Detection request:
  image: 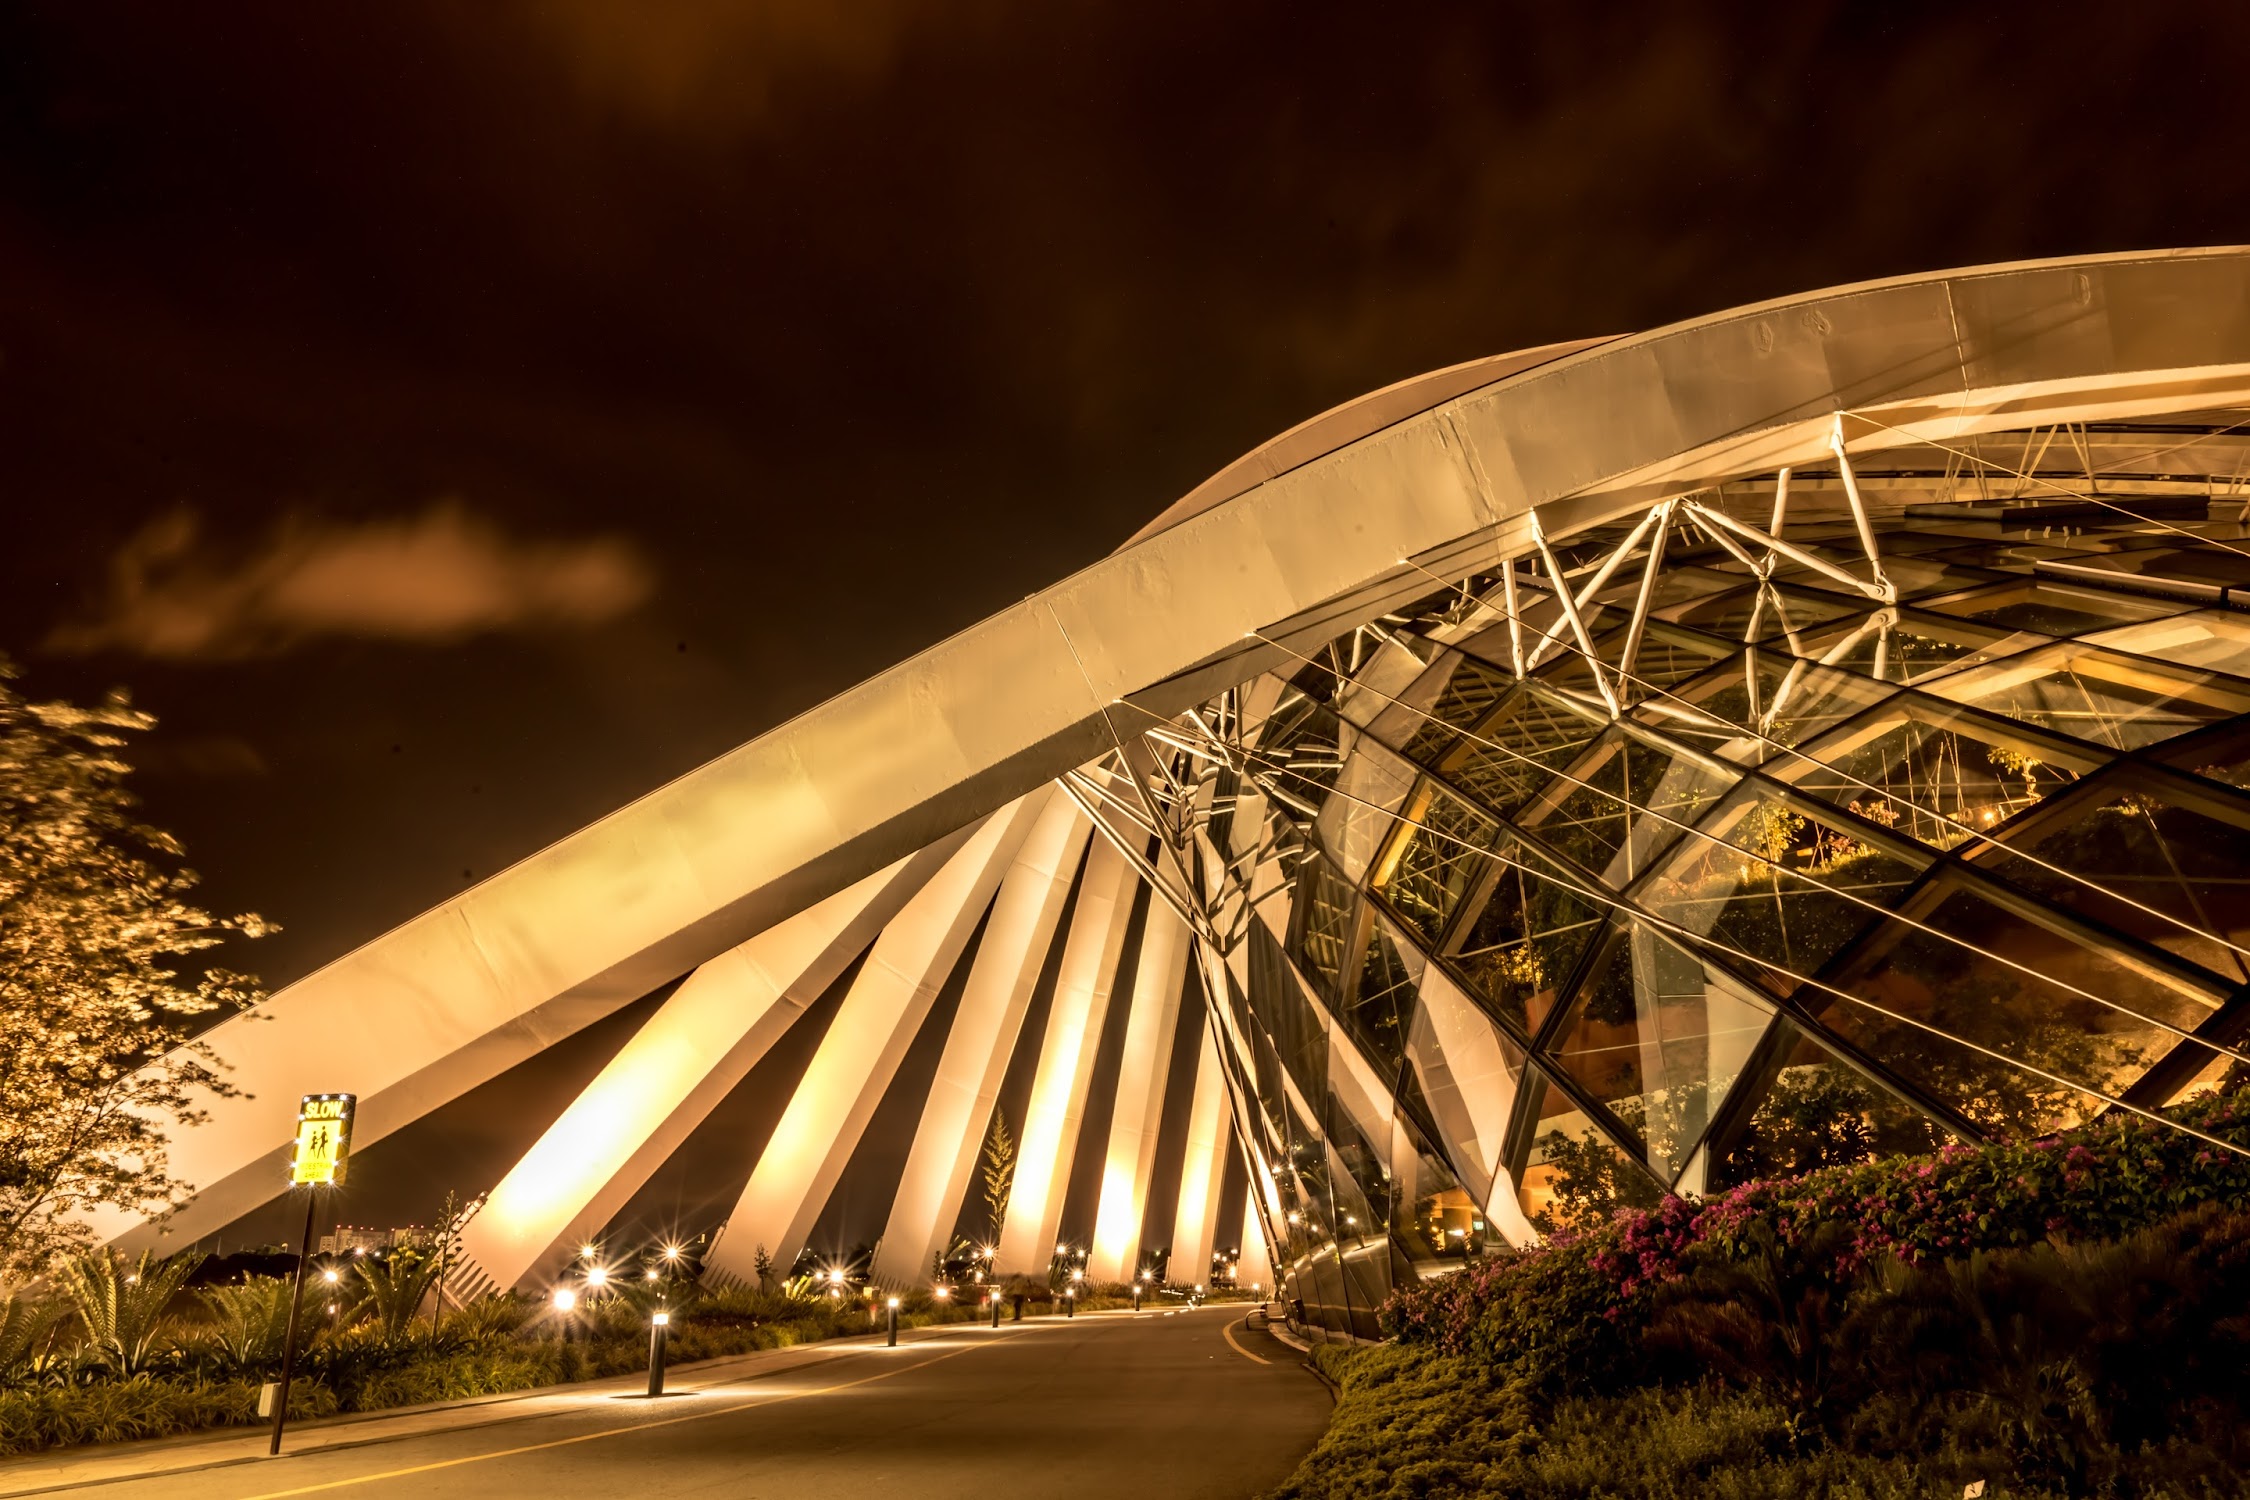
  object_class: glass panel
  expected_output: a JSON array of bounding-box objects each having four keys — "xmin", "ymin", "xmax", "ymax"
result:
[
  {"xmin": 1767, "ymin": 552, "xmax": 1997, "ymax": 600},
  {"xmin": 1392, "ymin": 1114, "xmax": 1485, "ymax": 1273},
  {"xmin": 1543, "ymin": 925, "xmax": 1773, "ymax": 1181},
  {"xmin": 1447, "ymin": 841, "xmax": 1607, "ymax": 1036},
  {"xmin": 1712, "ymin": 1024, "xmax": 1952, "ymax": 1190},
  {"xmin": 1370, "ymin": 780, "xmax": 1498, "ymax": 948},
  {"xmin": 1661, "ymin": 584, "xmax": 1862, "ymax": 642},
  {"xmin": 1518, "ymin": 730, "xmax": 1736, "ymax": 885},
  {"xmin": 1289, "ymin": 856, "xmax": 1361, "ymax": 1008},
  {"xmin": 1316, "ymin": 730, "xmax": 1415, "ymax": 881},
  {"xmin": 1939, "ymin": 644, "xmax": 2250, "ymax": 750},
  {"xmin": 1515, "ymin": 1072, "xmax": 1667, "ymax": 1235},
  {"xmin": 1779, "ymin": 703, "xmax": 2093, "ymax": 849},
  {"xmin": 1789, "ymin": 610, "xmax": 2025, "ymax": 684},
  {"xmin": 1635, "ymin": 788, "xmax": 1921, "ymax": 986},
  {"xmin": 1640, "ymin": 655, "xmax": 1892, "ymax": 765},
  {"xmin": 1435, "ymin": 685, "xmax": 1606, "ymax": 819},
  {"xmin": 1405, "ymin": 965, "xmax": 1525, "ymax": 1198},
  {"xmin": 1984, "ymin": 778, "xmax": 2250, "ymax": 984},
  {"xmin": 2161, "ymin": 722, "xmax": 2250, "ymax": 794},
  {"xmin": 1389, "ymin": 653, "xmax": 1517, "ymax": 766},
  {"xmin": 1922, "ymin": 579, "xmax": 2187, "ymax": 636},
  {"xmin": 1250, "ymin": 921, "xmax": 1332, "ymax": 1105},
  {"xmin": 1347, "ymin": 919, "xmax": 1420, "ymax": 1080},
  {"xmin": 1809, "ymin": 880, "xmax": 2220, "ymax": 1137},
  {"xmin": 2085, "ymin": 609, "xmax": 2250, "ymax": 679}
]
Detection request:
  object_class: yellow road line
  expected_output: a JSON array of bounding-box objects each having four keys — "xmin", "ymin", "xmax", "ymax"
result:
[
  {"xmin": 1221, "ymin": 1317, "xmax": 1270, "ymax": 1365},
  {"xmin": 237, "ymin": 1341, "xmax": 984, "ymax": 1499}
]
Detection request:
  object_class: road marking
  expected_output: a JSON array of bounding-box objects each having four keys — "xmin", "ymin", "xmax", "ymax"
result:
[
  {"xmin": 235, "ymin": 1340, "xmax": 986, "ymax": 1499},
  {"xmin": 1221, "ymin": 1318, "xmax": 1270, "ymax": 1365}
]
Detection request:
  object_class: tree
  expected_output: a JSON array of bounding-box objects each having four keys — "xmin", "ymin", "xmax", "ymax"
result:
[
  {"xmin": 0, "ymin": 660, "xmax": 268, "ymax": 1280},
  {"xmin": 980, "ymin": 1108, "xmax": 1016, "ymax": 1252}
]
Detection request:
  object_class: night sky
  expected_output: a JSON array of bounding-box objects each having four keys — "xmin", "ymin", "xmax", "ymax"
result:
[{"xmin": 3, "ymin": 1, "xmax": 2248, "ymax": 991}]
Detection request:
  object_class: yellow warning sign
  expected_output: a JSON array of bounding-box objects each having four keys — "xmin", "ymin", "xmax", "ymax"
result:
[{"xmin": 290, "ymin": 1094, "xmax": 356, "ymax": 1186}]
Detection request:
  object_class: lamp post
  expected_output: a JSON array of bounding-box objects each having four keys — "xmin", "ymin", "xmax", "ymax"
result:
[
  {"xmin": 886, "ymin": 1296, "xmax": 900, "ymax": 1347},
  {"xmin": 989, "ymin": 1290, "xmax": 1001, "ymax": 1328},
  {"xmin": 1065, "ymin": 1287, "xmax": 1076, "ymax": 1319},
  {"xmin": 646, "ymin": 1310, "xmax": 670, "ymax": 1396}
]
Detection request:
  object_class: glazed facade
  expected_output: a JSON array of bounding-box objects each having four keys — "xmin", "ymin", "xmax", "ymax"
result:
[{"xmin": 1174, "ymin": 435, "xmax": 2250, "ymax": 1337}]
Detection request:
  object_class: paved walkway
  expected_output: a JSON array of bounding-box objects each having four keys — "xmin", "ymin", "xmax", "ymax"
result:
[{"xmin": 4, "ymin": 1306, "xmax": 1329, "ymax": 1499}]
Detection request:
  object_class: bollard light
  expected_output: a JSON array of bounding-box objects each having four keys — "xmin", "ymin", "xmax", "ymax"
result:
[
  {"xmin": 552, "ymin": 1287, "xmax": 578, "ymax": 1312},
  {"xmin": 886, "ymin": 1296, "xmax": 900, "ymax": 1347},
  {"xmin": 645, "ymin": 1268, "xmax": 660, "ymax": 1281},
  {"xmin": 646, "ymin": 1309, "xmax": 670, "ymax": 1396},
  {"xmin": 934, "ymin": 1285, "xmax": 950, "ymax": 1301}
]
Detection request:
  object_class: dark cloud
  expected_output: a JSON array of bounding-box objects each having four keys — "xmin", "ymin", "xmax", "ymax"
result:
[
  {"xmin": 47, "ymin": 504, "xmax": 654, "ymax": 660},
  {"xmin": 0, "ymin": 0, "xmax": 2243, "ymax": 988}
]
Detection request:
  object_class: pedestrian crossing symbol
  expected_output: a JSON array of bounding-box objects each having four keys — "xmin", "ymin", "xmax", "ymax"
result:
[{"xmin": 290, "ymin": 1094, "xmax": 356, "ymax": 1186}]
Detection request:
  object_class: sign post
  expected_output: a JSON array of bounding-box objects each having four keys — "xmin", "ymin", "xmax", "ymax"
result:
[{"xmin": 269, "ymin": 1093, "xmax": 355, "ymax": 1457}]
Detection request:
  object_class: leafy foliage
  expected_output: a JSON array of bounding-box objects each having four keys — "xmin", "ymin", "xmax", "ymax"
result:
[
  {"xmin": 53, "ymin": 1249, "xmax": 197, "ymax": 1375},
  {"xmin": 980, "ymin": 1106, "xmax": 1016, "ymax": 1248},
  {"xmin": 0, "ymin": 662, "xmax": 270, "ymax": 1277},
  {"xmin": 195, "ymin": 1276, "xmax": 292, "ymax": 1369}
]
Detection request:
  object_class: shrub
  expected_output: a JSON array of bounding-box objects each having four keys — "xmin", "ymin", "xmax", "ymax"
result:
[
  {"xmin": 195, "ymin": 1277, "xmax": 292, "ymax": 1372},
  {"xmin": 52, "ymin": 1249, "xmax": 200, "ymax": 1375}
]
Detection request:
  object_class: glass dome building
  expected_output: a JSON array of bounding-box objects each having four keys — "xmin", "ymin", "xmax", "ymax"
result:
[{"xmin": 88, "ymin": 249, "xmax": 2250, "ymax": 1342}]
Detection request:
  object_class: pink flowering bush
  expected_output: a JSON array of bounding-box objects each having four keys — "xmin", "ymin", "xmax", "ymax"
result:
[{"xmin": 1380, "ymin": 1082, "xmax": 2250, "ymax": 1395}]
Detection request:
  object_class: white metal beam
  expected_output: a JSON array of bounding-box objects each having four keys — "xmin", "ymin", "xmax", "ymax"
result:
[
  {"xmin": 868, "ymin": 792, "xmax": 1093, "ymax": 1285},
  {"xmin": 994, "ymin": 836, "xmax": 1142, "ymax": 1273},
  {"xmin": 703, "ymin": 798, "xmax": 1043, "ymax": 1284},
  {"xmin": 458, "ymin": 838, "xmax": 960, "ymax": 1293},
  {"xmin": 1086, "ymin": 905, "xmax": 1191, "ymax": 1283}
]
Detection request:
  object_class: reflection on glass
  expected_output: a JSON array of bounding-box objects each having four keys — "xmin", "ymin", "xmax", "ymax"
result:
[
  {"xmin": 1434, "ymin": 686, "xmax": 1606, "ymax": 817},
  {"xmin": 1940, "ymin": 644, "xmax": 2250, "ymax": 750},
  {"xmin": 1316, "ymin": 730, "xmax": 1416, "ymax": 881},
  {"xmin": 1520, "ymin": 730, "xmax": 1735, "ymax": 886},
  {"xmin": 1386, "ymin": 652, "xmax": 1517, "ymax": 766},
  {"xmin": 1515, "ymin": 1072, "xmax": 1664, "ymax": 1235},
  {"xmin": 1371, "ymin": 780, "xmax": 1497, "ymax": 947},
  {"xmin": 2086, "ymin": 608, "xmax": 2250, "ymax": 680},
  {"xmin": 1781, "ymin": 706, "xmax": 2089, "ymax": 848},
  {"xmin": 1287, "ymin": 858, "xmax": 1359, "ymax": 1010},
  {"xmin": 1713, "ymin": 1024, "xmax": 1951, "ymax": 1189},
  {"xmin": 1642, "ymin": 655, "xmax": 1891, "ymax": 764},
  {"xmin": 1636, "ymin": 789, "xmax": 1922, "ymax": 985},
  {"xmin": 1446, "ymin": 842, "xmax": 1606, "ymax": 1035},
  {"xmin": 1812, "ymin": 881, "xmax": 2218, "ymax": 1136},
  {"xmin": 1405, "ymin": 966, "xmax": 1525, "ymax": 1199},
  {"xmin": 1986, "ymin": 779, "xmax": 2250, "ymax": 983},
  {"xmin": 1925, "ymin": 580, "xmax": 2186, "ymax": 637},
  {"xmin": 1545, "ymin": 926, "xmax": 1772, "ymax": 1180}
]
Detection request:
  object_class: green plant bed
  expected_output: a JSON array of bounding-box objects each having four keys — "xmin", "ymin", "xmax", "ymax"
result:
[
  {"xmin": 1263, "ymin": 1084, "xmax": 2250, "ymax": 1497},
  {"xmin": 0, "ymin": 1288, "xmax": 989, "ymax": 1460},
  {"xmin": 0, "ymin": 1376, "xmax": 335, "ymax": 1457}
]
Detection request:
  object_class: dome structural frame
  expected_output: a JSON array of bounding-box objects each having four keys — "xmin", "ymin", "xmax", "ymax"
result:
[{"xmin": 77, "ymin": 248, "xmax": 2250, "ymax": 1327}]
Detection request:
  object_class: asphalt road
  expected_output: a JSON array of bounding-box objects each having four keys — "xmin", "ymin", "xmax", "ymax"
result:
[{"xmin": 62, "ymin": 1307, "xmax": 1329, "ymax": 1500}]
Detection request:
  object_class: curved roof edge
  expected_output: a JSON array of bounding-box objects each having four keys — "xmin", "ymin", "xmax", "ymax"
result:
[{"xmin": 1123, "ymin": 337, "xmax": 1616, "ymax": 547}]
